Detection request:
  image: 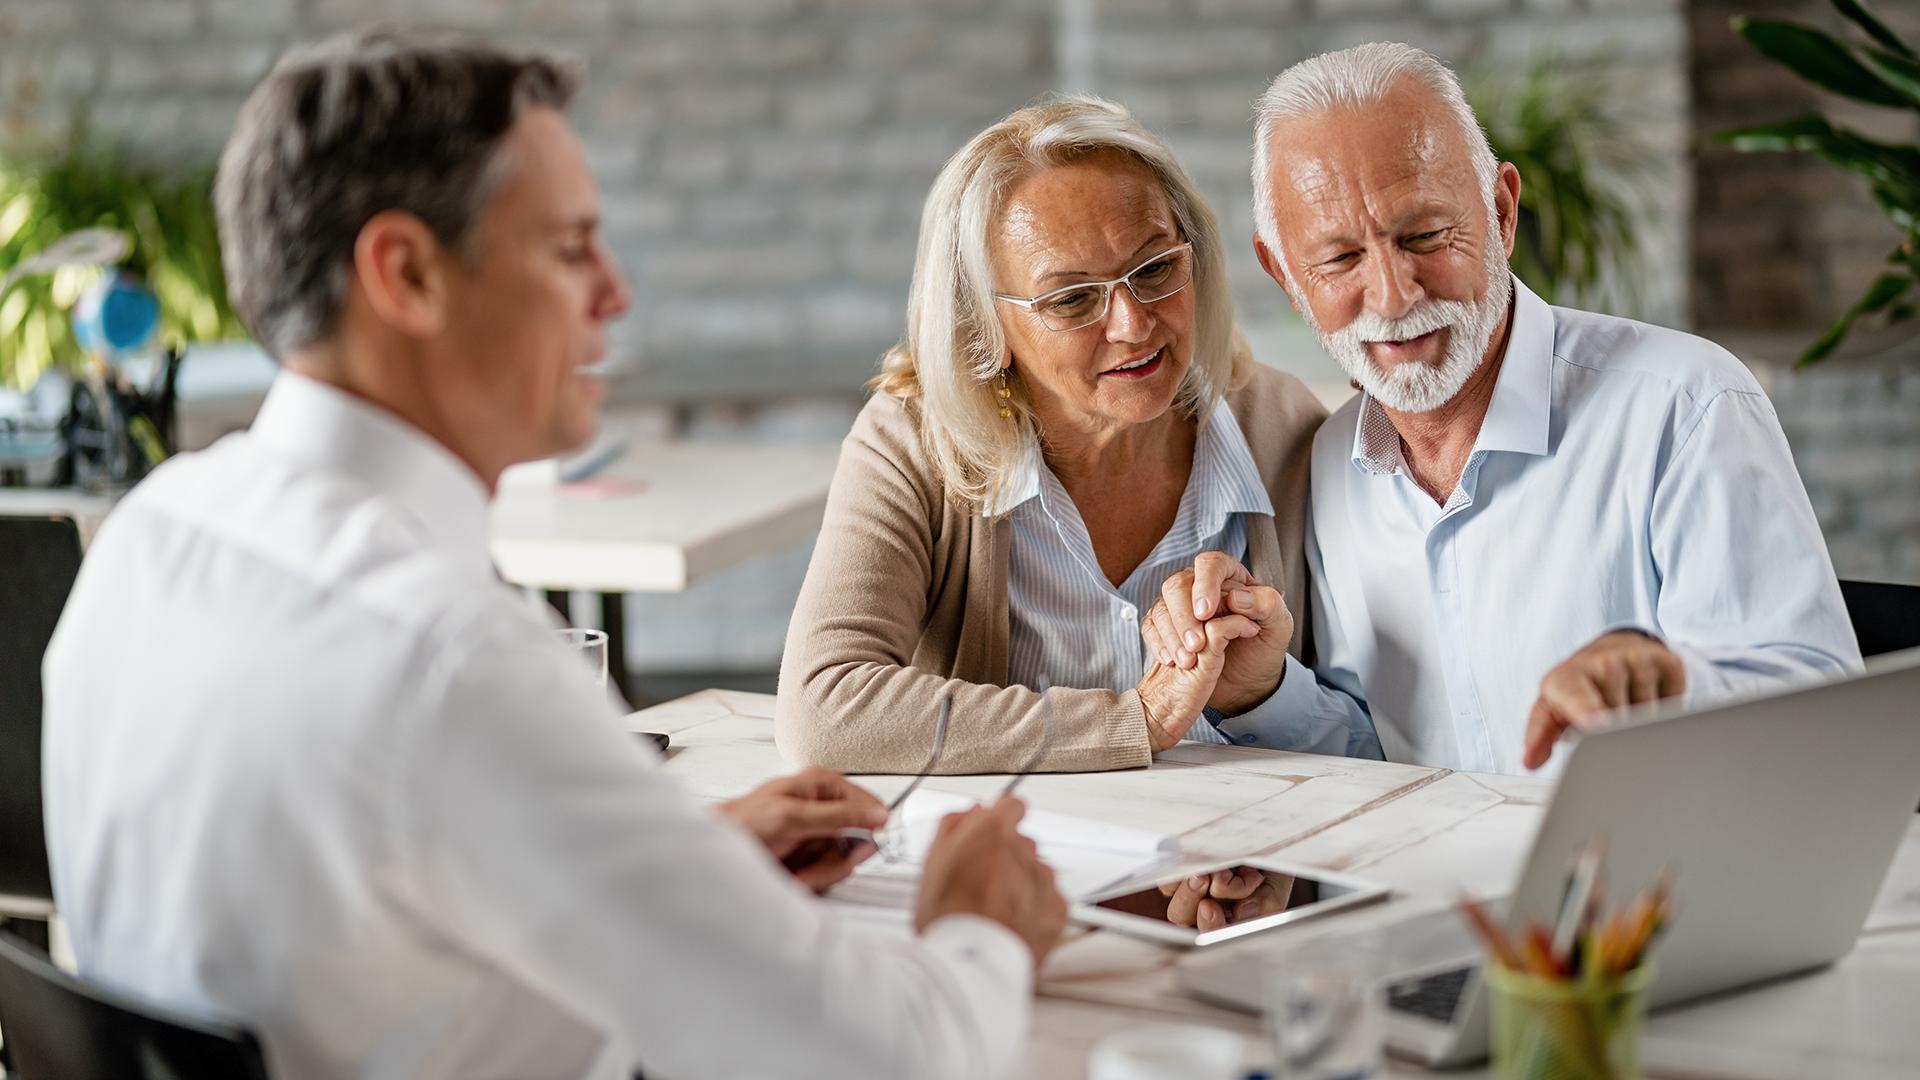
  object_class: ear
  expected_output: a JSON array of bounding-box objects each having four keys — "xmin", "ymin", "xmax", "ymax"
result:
[
  {"xmin": 1252, "ymin": 232, "xmax": 1301, "ymax": 316},
  {"xmin": 351, "ymin": 210, "xmax": 452, "ymax": 340},
  {"xmin": 1492, "ymin": 161, "xmax": 1522, "ymax": 259}
]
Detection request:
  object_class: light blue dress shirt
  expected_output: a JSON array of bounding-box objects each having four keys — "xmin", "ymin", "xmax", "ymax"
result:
[
  {"xmin": 1261, "ymin": 277, "xmax": 1863, "ymax": 776},
  {"xmin": 994, "ymin": 398, "xmax": 1378, "ymax": 757}
]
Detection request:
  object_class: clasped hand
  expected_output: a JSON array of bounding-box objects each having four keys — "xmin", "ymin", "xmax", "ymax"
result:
[{"xmin": 1134, "ymin": 552, "xmax": 1295, "ymax": 752}]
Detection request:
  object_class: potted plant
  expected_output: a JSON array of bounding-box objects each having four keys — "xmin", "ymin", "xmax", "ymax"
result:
[
  {"xmin": 1722, "ymin": 0, "xmax": 1920, "ymax": 366},
  {"xmin": 1470, "ymin": 56, "xmax": 1656, "ymax": 317},
  {"xmin": 0, "ymin": 119, "xmax": 244, "ymax": 392}
]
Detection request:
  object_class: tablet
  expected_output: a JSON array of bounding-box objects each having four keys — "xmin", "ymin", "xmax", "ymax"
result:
[{"xmin": 1073, "ymin": 859, "xmax": 1390, "ymax": 947}]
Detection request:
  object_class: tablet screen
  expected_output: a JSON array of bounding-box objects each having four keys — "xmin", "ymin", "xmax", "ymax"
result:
[{"xmin": 1092, "ymin": 866, "xmax": 1361, "ymax": 933}]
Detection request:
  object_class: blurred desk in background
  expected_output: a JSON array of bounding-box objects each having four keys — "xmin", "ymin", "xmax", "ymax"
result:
[{"xmin": 491, "ymin": 439, "xmax": 840, "ymax": 699}]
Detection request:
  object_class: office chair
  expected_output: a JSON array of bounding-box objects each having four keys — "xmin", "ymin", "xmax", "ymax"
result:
[
  {"xmin": 0, "ymin": 516, "xmax": 84, "ymax": 926},
  {"xmin": 0, "ymin": 928, "xmax": 270, "ymax": 1079},
  {"xmin": 1839, "ymin": 579, "xmax": 1920, "ymax": 659}
]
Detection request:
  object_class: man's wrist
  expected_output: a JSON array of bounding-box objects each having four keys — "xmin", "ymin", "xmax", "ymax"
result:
[{"xmin": 1212, "ymin": 670, "xmax": 1285, "ymax": 720}]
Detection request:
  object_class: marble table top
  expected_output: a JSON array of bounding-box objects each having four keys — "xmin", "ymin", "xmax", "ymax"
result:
[{"xmin": 631, "ymin": 689, "xmax": 1920, "ymax": 1079}]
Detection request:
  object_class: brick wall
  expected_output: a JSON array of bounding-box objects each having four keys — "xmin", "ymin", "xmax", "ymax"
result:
[
  {"xmin": 1731, "ymin": 338, "xmax": 1920, "ymax": 586},
  {"xmin": 1689, "ymin": 0, "xmax": 1920, "ymax": 586},
  {"xmin": 21, "ymin": 1, "xmax": 1904, "ymax": 678},
  {"xmin": 0, "ymin": 0, "xmax": 1705, "ymax": 672},
  {"xmin": 2, "ymin": 0, "xmax": 1689, "ymax": 403}
]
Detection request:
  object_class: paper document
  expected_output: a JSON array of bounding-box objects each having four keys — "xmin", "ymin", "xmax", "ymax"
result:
[{"xmin": 827, "ymin": 790, "xmax": 1179, "ymax": 925}]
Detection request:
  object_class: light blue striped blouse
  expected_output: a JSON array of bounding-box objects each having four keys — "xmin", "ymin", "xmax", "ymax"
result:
[{"xmin": 991, "ymin": 399, "xmax": 1365, "ymax": 754}]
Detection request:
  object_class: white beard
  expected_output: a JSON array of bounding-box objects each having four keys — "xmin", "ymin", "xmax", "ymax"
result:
[{"xmin": 1301, "ymin": 243, "xmax": 1514, "ymax": 414}]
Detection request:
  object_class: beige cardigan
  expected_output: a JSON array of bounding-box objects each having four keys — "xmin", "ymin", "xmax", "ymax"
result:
[{"xmin": 775, "ymin": 363, "xmax": 1329, "ymax": 774}]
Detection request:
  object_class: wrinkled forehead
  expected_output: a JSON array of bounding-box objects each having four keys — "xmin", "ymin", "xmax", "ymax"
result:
[
  {"xmin": 990, "ymin": 154, "xmax": 1179, "ymax": 290},
  {"xmin": 1262, "ymin": 86, "xmax": 1483, "ymax": 236}
]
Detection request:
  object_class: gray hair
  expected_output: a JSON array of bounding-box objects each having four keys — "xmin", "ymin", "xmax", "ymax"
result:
[
  {"xmin": 873, "ymin": 95, "xmax": 1247, "ymax": 509},
  {"xmin": 1251, "ymin": 42, "xmax": 1497, "ymax": 257},
  {"xmin": 214, "ymin": 27, "xmax": 579, "ymax": 358}
]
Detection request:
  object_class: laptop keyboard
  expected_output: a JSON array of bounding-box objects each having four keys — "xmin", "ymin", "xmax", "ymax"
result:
[{"xmin": 1387, "ymin": 965, "xmax": 1474, "ymax": 1024}]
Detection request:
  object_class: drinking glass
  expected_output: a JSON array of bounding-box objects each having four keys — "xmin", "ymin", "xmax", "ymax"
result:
[
  {"xmin": 1264, "ymin": 930, "xmax": 1386, "ymax": 1080},
  {"xmin": 556, "ymin": 628, "xmax": 609, "ymax": 690}
]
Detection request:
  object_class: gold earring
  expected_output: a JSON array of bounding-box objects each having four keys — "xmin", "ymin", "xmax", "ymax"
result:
[{"xmin": 996, "ymin": 367, "xmax": 1013, "ymax": 419}]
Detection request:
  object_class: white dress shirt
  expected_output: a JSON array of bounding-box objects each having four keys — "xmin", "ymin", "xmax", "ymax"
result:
[
  {"xmin": 42, "ymin": 373, "xmax": 1030, "ymax": 1080},
  {"xmin": 996, "ymin": 399, "xmax": 1378, "ymax": 757},
  {"xmin": 1259, "ymin": 277, "xmax": 1861, "ymax": 775}
]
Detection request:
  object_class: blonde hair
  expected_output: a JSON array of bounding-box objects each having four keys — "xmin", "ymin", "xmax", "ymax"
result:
[{"xmin": 872, "ymin": 95, "xmax": 1248, "ymax": 509}]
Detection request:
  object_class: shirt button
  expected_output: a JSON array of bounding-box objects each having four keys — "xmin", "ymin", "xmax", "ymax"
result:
[
  {"xmin": 1240, "ymin": 734, "xmax": 1257, "ymax": 745},
  {"xmin": 1120, "ymin": 606, "xmax": 1136, "ymax": 622}
]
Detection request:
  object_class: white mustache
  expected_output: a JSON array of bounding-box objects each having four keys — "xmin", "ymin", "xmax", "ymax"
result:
[{"xmin": 1329, "ymin": 299, "xmax": 1473, "ymax": 350}]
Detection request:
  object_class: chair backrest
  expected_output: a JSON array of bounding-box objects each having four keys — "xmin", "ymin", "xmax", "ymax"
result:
[
  {"xmin": 1840, "ymin": 579, "xmax": 1920, "ymax": 659},
  {"xmin": 0, "ymin": 929, "xmax": 269, "ymax": 1080},
  {"xmin": 0, "ymin": 516, "xmax": 83, "ymax": 901}
]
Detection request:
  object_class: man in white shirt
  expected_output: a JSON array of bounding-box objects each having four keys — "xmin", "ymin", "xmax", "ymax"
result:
[
  {"xmin": 1146, "ymin": 42, "xmax": 1861, "ymax": 776},
  {"xmin": 41, "ymin": 28, "xmax": 1065, "ymax": 1080}
]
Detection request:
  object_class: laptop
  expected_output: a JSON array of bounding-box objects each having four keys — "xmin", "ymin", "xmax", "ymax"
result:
[{"xmin": 1177, "ymin": 647, "xmax": 1920, "ymax": 1067}]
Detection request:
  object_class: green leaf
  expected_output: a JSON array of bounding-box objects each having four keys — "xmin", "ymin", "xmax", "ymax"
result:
[
  {"xmin": 1718, "ymin": 115, "xmax": 1836, "ymax": 151},
  {"xmin": 1733, "ymin": 17, "xmax": 1913, "ymax": 108},
  {"xmin": 1863, "ymin": 47, "xmax": 1920, "ymax": 107},
  {"xmin": 1831, "ymin": 0, "xmax": 1914, "ymax": 59},
  {"xmin": 1720, "ymin": 114, "xmax": 1920, "ymax": 212},
  {"xmin": 1797, "ymin": 270, "xmax": 1914, "ymax": 366},
  {"xmin": 0, "ymin": 192, "xmax": 32, "ymax": 248}
]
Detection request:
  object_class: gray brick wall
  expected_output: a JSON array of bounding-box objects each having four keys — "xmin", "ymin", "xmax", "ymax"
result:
[
  {"xmin": 3, "ymin": 0, "xmax": 1688, "ymax": 406},
  {"xmin": 1690, "ymin": 1, "xmax": 1920, "ymax": 588},
  {"xmin": 16, "ymin": 1, "xmax": 1906, "ymax": 678},
  {"xmin": 1736, "ymin": 340, "xmax": 1920, "ymax": 587}
]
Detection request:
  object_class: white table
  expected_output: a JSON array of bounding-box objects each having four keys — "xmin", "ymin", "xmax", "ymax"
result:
[
  {"xmin": 630, "ymin": 689, "xmax": 1920, "ymax": 1079},
  {"xmin": 489, "ymin": 435, "xmax": 839, "ymax": 698},
  {"xmin": 488, "ymin": 438, "xmax": 841, "ymax": 593}
]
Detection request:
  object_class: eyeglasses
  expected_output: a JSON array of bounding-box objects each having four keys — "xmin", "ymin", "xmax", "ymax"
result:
[
  {"xmin": 836, "ymin": 694, "xmax": 952, "ymax": 861},
  {"xmin": 999, "ymin": 688, "xmax": 1053, "ymax": 799},
  {"xmin": 835, "ymin": 687, "xmax": 1056, "ymax": 863},
  {"xmin": 993, "ymin": 243, "xmax": 1195, "ymax": 332}
]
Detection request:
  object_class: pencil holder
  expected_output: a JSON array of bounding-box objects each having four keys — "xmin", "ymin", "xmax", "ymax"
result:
[{"xmin": 1486, "ymin": 963, "xmax": 1654, "ymax": 1080}]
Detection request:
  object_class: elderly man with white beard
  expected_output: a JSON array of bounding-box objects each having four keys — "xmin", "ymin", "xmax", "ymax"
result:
[{"xmin": 1143, "ymin": 42, "xmax": 1861, "ymax": 776}]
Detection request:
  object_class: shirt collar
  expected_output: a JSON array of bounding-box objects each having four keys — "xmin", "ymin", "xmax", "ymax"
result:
[
  {"xmin": 248, "ymin": 372, "xmax": 494, "ymax": 576},
  {"xmin": 1350, "ymin": 274, "xmax": 1555, "ymax": 475},
  {"xmin": 983, "ymin": 434, "xmax": 1043, "ymax": 519},
  {"xmin": 1195, "ymin": 396, "xmax": 1275, "ymax": 521},
  {"xmin": 982, "ymin": 397, "xmax": 1273, "ymax": 523}
]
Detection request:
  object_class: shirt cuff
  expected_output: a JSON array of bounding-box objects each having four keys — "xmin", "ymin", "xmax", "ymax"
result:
[
  {"xmin": 921, "ymin": 913, "xmax": 1033, "ymax": 996},
  {"xmin": 1211, "ymin": 655, "xmax": 1329, "ymax": 750},
  {"xmin": 916, "ymin": 913, "xmax": 1033, "ymax": 1079}
]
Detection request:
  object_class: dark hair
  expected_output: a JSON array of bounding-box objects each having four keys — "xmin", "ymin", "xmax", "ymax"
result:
[{"xmin": 213, "ymin": 27, "xmax": 579, "ymax": 357}]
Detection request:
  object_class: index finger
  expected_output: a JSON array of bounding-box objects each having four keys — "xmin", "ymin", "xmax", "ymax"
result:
[
  {"xmin": 1166, "ymin": 877, "xmax": 1207, "ymax": 927},
  {"xmin": 1190, "ymin": 552, "xmax": 1255, "ymax": 621},
  {"xmin": 1210, "ymin": 867, "xmax": 1263, "ymax": 901},
  {"xmin": 789, "ymin": 797, "xmax": 889, "ymax": 836},
  {"xmin": 1160, "ymin": 570, "xmax": 1207, "ymax": 655},
  {"xmin": 795, "ymin": 768, "xmax": 886, "ymax": 809},
  {"xmin": 988, "ymin": 794, "xmax": 1029, "ymax": 830},
  {"xmin": 1523, "ymin": 698, "xmax": 1569, "ymax": 771}
]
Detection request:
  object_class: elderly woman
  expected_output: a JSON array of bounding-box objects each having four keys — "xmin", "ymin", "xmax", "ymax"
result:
[{"xmin": 776, "ymin": 97, "xmax": 1379, "ymax": 773}]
